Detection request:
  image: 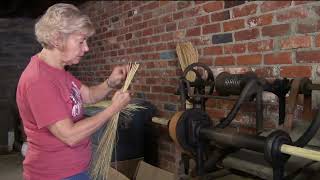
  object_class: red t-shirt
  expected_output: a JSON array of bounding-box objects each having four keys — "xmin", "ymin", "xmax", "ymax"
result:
[{"xmin": 16, "ymin": 55, "xmax": 91, "ymax": 180}]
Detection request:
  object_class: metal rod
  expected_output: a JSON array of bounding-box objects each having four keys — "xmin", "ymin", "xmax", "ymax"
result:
[
  {"xmin": 308, "ymin": 83, "xmax": 320, "ymax": 91},
  {"xmin": 189, "ymin": 94, "xmax": 251, "ymax": 101},
  {"xmin": 281, "ymin": 144, "xmax": 320, "ymax": 161},
  {"xmin": 199, "ymin": 128, "xmax": 266, "ymax": 153}
]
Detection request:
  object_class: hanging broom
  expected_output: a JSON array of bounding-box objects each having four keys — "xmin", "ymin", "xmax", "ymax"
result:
[
  {"xmin": 176, "ymin": 42, "xmax": 199, "ymax": 109},
  {"xmin": 91, "ymin": 62, "xmax": 140, "ymax": 180}
]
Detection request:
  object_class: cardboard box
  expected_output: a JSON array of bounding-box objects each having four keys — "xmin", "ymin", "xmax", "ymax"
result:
[
  {"xmin": 109, "ymin": 158, "xmax": 175, "ymax": 180},
  {"xmin": 135, "ymin": 161, "xmax": 175, "ymax": 180},
  {"xmin": 111, "ymin": 158, "xmax": 143, "ymax": 179}
]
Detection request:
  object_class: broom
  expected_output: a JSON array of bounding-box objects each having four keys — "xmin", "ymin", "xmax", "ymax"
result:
[
  {"xmin": 176, "ymin": 42, "xmax": 199, "ymax": 108},
  {"xmin": 91, "ymin": 62, "xmax": 140, "ymax": 180}
]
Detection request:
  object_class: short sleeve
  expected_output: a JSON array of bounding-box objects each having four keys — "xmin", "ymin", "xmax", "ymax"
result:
[
  {"xmin": 26, "ymin": 81, "xmax": 70, "ymax": 129},
  {"xmin": 68, "ymin": 72, "xmax": 82, "ymax": 89}
]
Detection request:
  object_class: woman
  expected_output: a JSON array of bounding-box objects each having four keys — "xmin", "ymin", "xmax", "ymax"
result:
[{"xmin": 16, "ymin": 3, "xmax": 130, "ymax": 180}]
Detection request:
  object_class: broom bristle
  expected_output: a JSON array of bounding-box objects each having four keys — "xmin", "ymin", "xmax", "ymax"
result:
[
  {"xmin": 91, "ymin": 63, "xmax": 140, "ymax": 180},
  {"xmin": 176, "ymin": 42, "xmax": 199, "ymax": 81}
]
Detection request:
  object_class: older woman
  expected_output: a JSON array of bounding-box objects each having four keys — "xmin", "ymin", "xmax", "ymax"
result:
[{"xmin": 16, "ymin": 3, "xmax": 130, "ymax": 180}]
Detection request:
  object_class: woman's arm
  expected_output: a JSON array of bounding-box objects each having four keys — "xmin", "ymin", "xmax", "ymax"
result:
[
  {"xmin": 81, "ymin": 65, "xmax": 129, "ymax": 104},
  {"xmin": 80, "ymin": 80, "xmax": 113, "ymax": 104},
  {"xmin": 48, "ymin": 90, "xmax": 130, "ymax": 146}
]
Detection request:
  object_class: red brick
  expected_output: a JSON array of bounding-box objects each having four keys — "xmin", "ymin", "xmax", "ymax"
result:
[
  {"xmin": 280, "ymin": 35, "xmax": 311, "ymax": 49},
  {"xmin": 199, "ymin": 57, "xmax": 213, "ymax": 65},
  {"xmin": 163, "ymin": 86, "xmax": 176, "ymax": 94},
  {"xmin": 196, "ymin": 15, "xmax": 210, "ymax": 25},
  {"xmin": 140, "ymin": 1, "xmax": 159, "ymax": 12},
  {"xmin": 203, "ymin": 1, "xmax": 223, "ymax": 13},
  {"xmin": 202, "ymin": 23, "xmax": 221, "ymax": 34},
  {"xmin": 125, "ymin": 19, "xmax": 133, "ymax": 26},
  {"xmin": 173, "ymin": 12, "xmax": 184, "ymax": 20},
  {"xmin": 314, "ymin": 5, "xmax": 320, "ymax": 16},
  {"xmin": 142, "ymin": 28, "xmax": 153, "ymax": 36},
  {"xmin": 280, "ymin": 66, "xmax": 311, "ymax": 78},
  {"xmin": 261, "ymin": 1, "xmax": 292, "ymax": 13},
  {"xmin": 262, "ymin": 24, "xmax": 290, "ymax": 37},
  {"xmin": 254, "ymin": 67, "xmax": 277, "ymax": 78},
  {"xmin": 211, "ymin": 10, "xmax": 230, "ymax": 22},
  {"xmin": 207, "ymin": 108, "xmax": 225, "ymax": 119},
  {"xmin": 224, "ymin": 44, "xmax": 246, "ymax": 54},
  {"xmin": 224, "ymin": 1, "xmax": 246, "ymax": 8},
  {"xmin": 215, "ymin": 56, "xmax": 235, "ymax": 66},
  {"xmin": 276, "ymin": 7, "xmax": 309, "ymax": 22},
  {"xmin": 296, "ymin": 50, "xmax": 320, "ymax": 63},
  {"xmin": 234, "ymin": 28, "xmax": 259, "ymax": 41},
  {"xmin": 297, "ymin": 21, "xmax": 320, "ymax": 33},
  {"xmin": 177, "ymin": 1, "xmax": 191, "ymax": 10},
  {"xmin": 125, "ymin": 33, "xmax": 132, "ymax": 40},
  {"xmin": 152, "ymin": 85, "xmax": 163, "ymax": 93},
  {"xmin": 116, "ymin": 35, "xmax": 124, "ymax": 42},
  {"xmin": 316, "ymin": 34, "xmax": 320, "ymax": 47},
  {"xmin": 143, "ymin": 12, "xmax": 153, "ymax": 20},
  {"xmin": 295, "ymin": 1, "xmax": 316, "ymax": 5},
  {"xmin": 146, "ymin": 19, "xmax": 159, "ymax": 27},
  {"xmin": 185, "ymin": 7, "xmax": 201, "ymax": 18},
  {"xmin": 132, "ymin": 15, "xmax": 142, "ymax": 23},
  {"xmin": 248, "ymin": 40, "xmax": 273, "ymax": 52},
  {"xmin": 160, "ymin": 14, "xmax": 173, "ymax": 24},
  {"xmin": 123, "ymin": 2, "xmax": 132, "ymax": 11},
  {"xmin": 178, "ymin": 18, "xmax": 196, "ymax": 29},
  {"xmin": 203, "ymin": 46, "xmax": 223, "ymax": 55},
  {"xmin": 264, "ymin": 52, "xmax": 292, "ymax": 65},
  {"xmin": 165, "ymin": 22, "xmax": 177, "ymax": 32},
  {"xmin": 233, "ymin": 4, "xmax": 258, "ymax": 18},
  {"xmin": 223, "ymin": 19, "xmax": 245, "ymax": 32},
  {"xmin": 168, "ymin": 95, "xmax": 179, "ymax": 102},
  {"xmin": 247, "ymin": 14, "xmax": 273, "ymax": 27},
  {"xmin": 237, "ymin": 54, "xmax": 262, "ymax": 65},
  {"xmin": 160, "ymin": 32, "xmax": 174, "ymax": 41},
  {"xmin": 186, "ymin": 27, "xmax": 201, "ymax": 37},
  {"xmin": 159, "ymin": 1, "xmax": 170, "ymax": 6},
  {"xmin": 213, "ymin": 99, "xmax": 235, "ymax": 110}
]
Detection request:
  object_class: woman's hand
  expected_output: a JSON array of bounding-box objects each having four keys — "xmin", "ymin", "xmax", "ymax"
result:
[
  {"xmin": 107, "ymin": 65, "xmax": 130, "ymax": 89},
  {"xmin": 110, "ymin": 90, "xmax": 131, "ymax": 113}
]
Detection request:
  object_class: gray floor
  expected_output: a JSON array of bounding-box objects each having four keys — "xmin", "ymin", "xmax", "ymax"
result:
[
  {"xmin": 1, "ymin": 151, "xmax": 320, "ymax": 180},
  {"xmin": 0, "ymin": 152, "xmax": 23, "ymax": 180}
]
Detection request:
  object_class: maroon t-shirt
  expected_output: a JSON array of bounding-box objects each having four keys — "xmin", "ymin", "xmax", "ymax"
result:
[{"xmin": 16, "ymin": 55, "xmax": 91, "ymax": 180}]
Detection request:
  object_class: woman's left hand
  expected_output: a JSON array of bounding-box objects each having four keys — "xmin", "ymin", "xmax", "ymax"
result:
[{"xmin": 107, "ymin": 65, "xmax": 130, "ymax": 89}]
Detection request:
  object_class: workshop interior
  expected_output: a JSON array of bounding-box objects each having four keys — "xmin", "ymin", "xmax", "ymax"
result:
[{"xmin": 2, "ymin": 1, "xmax": 320, "ymax": 180}]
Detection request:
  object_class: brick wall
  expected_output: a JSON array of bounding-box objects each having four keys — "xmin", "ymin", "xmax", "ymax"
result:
[
  {"xmin": 73, "ymin": 1, "xmax": 320, "ymax": 174},
  {"xmin": 0, "ymin": 18, "xmax": 40, "ymax": 150}
]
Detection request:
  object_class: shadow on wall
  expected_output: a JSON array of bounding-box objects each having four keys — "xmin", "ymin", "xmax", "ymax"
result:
[{"xmin": 0, "ymin": 18, "xmax": 41, "ymax": 153}]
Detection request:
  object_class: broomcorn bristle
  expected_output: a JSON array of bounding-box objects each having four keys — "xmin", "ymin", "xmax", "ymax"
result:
[{"xmin": 91, "ymin": 63, "xmax": 140, "ymax": 180}]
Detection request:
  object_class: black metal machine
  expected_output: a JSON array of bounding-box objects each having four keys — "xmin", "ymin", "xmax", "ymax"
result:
[{"xmin": 168, "ymin": 63, "xmax": 320, "ymax": 180}]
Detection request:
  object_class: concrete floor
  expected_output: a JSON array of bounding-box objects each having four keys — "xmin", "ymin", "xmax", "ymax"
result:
[
  {"xmin": 1, "ymin": 151, "xmax": 319, "ymax": 180},
  {"xmin": 0, "ymin": 152, "xmax": 23, "ymax": 180}
]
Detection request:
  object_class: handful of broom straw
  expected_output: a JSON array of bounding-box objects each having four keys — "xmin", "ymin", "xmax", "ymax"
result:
[{"xmin": 91, "ymin": 62, "xmax": 140, "ymax": 180}]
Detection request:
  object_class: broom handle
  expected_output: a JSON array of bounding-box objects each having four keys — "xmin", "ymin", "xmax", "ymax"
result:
[{"xmin": 281, "ymin": 144, "xmax": 320, "ymax": 161}]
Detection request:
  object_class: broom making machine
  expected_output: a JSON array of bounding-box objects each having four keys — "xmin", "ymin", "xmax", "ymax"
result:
[{"xmin": 168, "ymin": 63, "xmax": 320, "ymax": 180}]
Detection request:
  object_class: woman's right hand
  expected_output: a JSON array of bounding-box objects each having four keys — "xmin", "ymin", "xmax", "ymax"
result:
[{"xmin": 110, "ymin": 90, "xmax": 131, "ymax": 113}]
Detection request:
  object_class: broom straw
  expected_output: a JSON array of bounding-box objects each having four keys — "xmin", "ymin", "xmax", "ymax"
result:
[{"xmin": 91, "ymin": 62, "xmax": 140, "ymax": 180}]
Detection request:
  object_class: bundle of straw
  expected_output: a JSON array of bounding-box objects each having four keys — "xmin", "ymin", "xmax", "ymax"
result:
[
  {"xmin": 176, "ymin": 42, "xmax": 199, "ymax": 81},
  {"xmin": 91, "ymin": 62, "xmax": 140, "ymax": 180}
]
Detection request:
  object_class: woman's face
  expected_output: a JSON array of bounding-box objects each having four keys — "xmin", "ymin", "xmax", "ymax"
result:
[{"xmin": 59, "ymin": 32, "xmax": 89, "ymax": 65}]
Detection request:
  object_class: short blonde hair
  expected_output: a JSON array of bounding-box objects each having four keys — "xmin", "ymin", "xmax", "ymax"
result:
[{"xmin": 35, "ymin": 3, "xmax": 95, "ymax": 49}]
